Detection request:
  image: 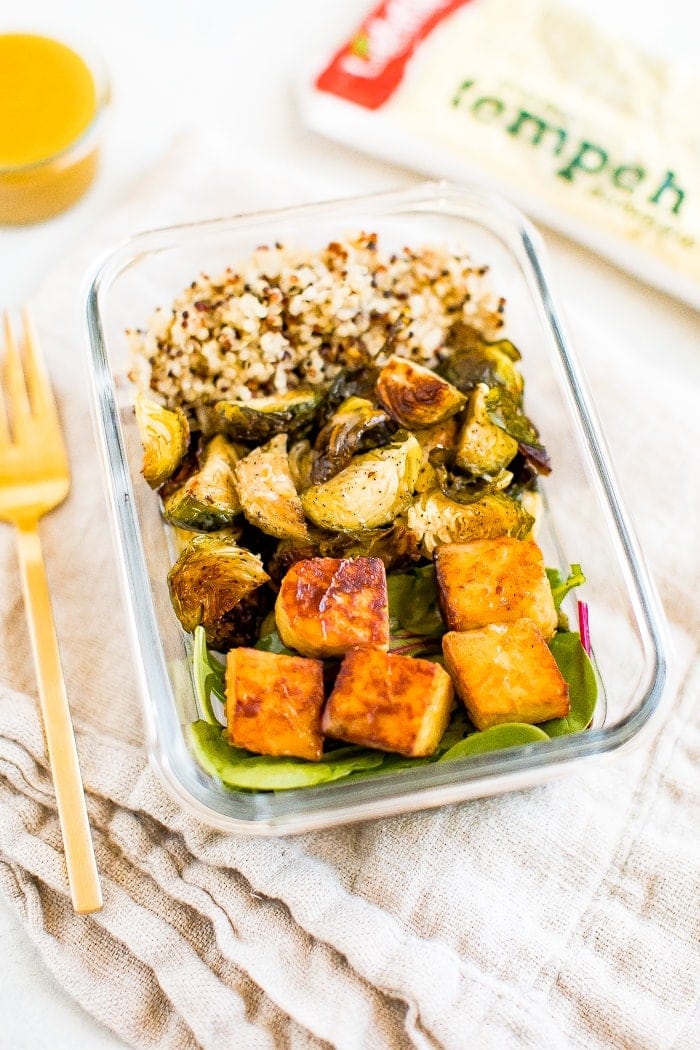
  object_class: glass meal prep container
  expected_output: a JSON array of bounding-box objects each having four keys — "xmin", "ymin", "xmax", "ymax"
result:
[{"xmin": 84, "ymin": 182, "xmax": 671, "ymax": 835}]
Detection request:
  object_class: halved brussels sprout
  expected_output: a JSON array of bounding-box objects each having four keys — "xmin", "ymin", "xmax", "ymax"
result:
[
  {"xmin": 168, "ymin": 532, "xmax": 271, "ymax": 648},
  {"xmin": 454, "ymin": 384, "xmax": 519, "ymax": 476},
  {"xmin": 405, "ymin": 489, "xmax": 534, "ymax": 556},
  {"xmin": 267, "ymin": 520, "xmax": 419, "ymax": 583},
  {"xmin": 235, "ymin": 434, "xmax": 309, "ymax": 540},
  {"xmin": 134, "ymin": 393, "xmax": 190, "ymax": 489},
  {"xmin": 302, "ymin": 432, "xmax": 421, "ymax": 532},
  {"xmin": 318, "ymin": 521, "xmax": 419, "ymax": 569},
  {"xmin": 163, "ymin": 434, "xmax": 242, "ymax": 531},
  {"xmin": 438, "ymin": 322, "xmax": 524, "ymax": 399},
  {"xmin": 376, "ymin": 356, "xmax": 466, "ymax": 428},
  {"xmin": 311, "ymin": 396, "xmax": 393, "ymax": 484},
  {"xmin": 215, "ymin": 386, "xmax": 324, "ymax": 442}
]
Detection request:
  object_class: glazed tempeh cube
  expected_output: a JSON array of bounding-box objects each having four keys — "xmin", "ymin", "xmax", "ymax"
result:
[
  {"xmin": 434, "ymin": 536, "xmax": 558, "ymax": 638},
  {"xmin": 276, "ymin": 556, "xmax": 390, "ymax": 658},
  {"xmin": 442, "ymin": 618, "xmax": 569, "ymax": 730},
  {"xmin": 322, "ymin": 647, "xmax": 454, "ymax": 757},
  {"xmin": 226, "ymin": 648, "xmax": 325, "ymax": 760}
]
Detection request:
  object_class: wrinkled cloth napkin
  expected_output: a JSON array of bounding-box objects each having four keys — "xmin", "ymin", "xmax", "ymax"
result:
[{"xmin": 1, "ymin": 141, "xmax": 698, "ymax": 1050}]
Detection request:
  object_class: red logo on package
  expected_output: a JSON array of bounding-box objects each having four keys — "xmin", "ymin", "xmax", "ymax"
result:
[{"xmin": 316, "ymin": 0, "xmax": 470, "ymax": 110}]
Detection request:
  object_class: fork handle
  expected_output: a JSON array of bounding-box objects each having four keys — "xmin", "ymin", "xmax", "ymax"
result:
[{"xmin": 15, "ymin": 523, "xmax": 103, "ymax": 914}]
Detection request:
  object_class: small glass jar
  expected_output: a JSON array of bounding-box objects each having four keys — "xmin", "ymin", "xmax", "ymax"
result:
[{"xmin": 0, "ymin": 32, "xmax": 110, "ymax": 224}]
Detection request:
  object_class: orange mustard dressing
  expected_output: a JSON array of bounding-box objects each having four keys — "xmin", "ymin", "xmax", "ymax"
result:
[{"xmin": 0, "ymin": 33, "xmax": 102, "ymax": 223}]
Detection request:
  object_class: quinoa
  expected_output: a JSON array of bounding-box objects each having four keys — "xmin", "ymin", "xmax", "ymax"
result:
[{"xmin": 127, "ymin": 232, "xmax": 505, "ymax": 412}]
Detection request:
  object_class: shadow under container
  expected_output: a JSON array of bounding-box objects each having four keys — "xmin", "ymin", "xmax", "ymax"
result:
[{"xmin": 84, "ymin": 182, "xmax": 672, "ymax": 835}]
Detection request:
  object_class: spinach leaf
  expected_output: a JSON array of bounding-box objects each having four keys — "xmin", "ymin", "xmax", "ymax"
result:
[
  {"xmin": 439, "ymin": 722, "xmax": 550, "ymax": 761},
  {"xmin": 187, "ymin": 721, "xmax": 383, "ymax": 790},
  {"xmin": 254, "ymin": 627, "xmax": 296, "ymax": 655},
  {"xmin": 540, "ymin": 631, "xmax": 598, "ymax": 737},
  {"xmin": 192, "ymin": 626, "xmax": 226, "ymax": 725},
  {"xmin": 546, "ymin": 564, "xmax": 586, "ymax": 609}
]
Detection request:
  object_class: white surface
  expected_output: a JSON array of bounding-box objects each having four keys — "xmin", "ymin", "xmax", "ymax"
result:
[{"xmin": 0, "ymin": 1, "xmax": 697, "ymax": 1047}]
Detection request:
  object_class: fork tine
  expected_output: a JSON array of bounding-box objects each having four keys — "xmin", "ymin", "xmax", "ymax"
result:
[
  {"xmin": 3, "ymin": 312, "xmax": 31, "ymax": 437},
  {"xmin": 20, "ymin": 309, "xmax": 58, "ymax": 419}
]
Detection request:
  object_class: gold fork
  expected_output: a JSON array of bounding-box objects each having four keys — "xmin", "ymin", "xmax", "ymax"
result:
[{"xmin": 0, "ymin": 310, "xmax": 102, "ymax": 914}]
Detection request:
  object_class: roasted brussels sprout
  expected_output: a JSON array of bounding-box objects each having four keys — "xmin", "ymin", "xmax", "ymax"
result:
[
  {"xmin": 215, "ymin": 386, "xmax": 324, "ymax": 442},
  {"xmin": 235, "ymin": 433, "xmax": 309, "ymax": 540},
  {"xmin": 437, "ymin": 322, "xmax": 524, "ymax": 399},
  {"xmin": 266, "ymin": 535, "xmax": 322, "ymax": 583},
  {"xmin": 376, "ymin": 356, "xmax": 466, "ymax": 428},
  {"xmin": 405, "ymin": 489, "xmax": 534, "ymax": 556},
  {"xmin": 311, "ymin": 396, "xmax": 393, "ymax": 484},
  {"xmin": 267, "ymin": 520, "xmax": 419, "ymax": 582},
  {"xmin": 413, "ymin": 418, "xmax": 459, "ymax": 494},
  {"xmin": 167, "ymin": 532, "xmax": 271, "ymax": 648},
  {"xmin": 162, "ymin": 434, "xmax": 242, "ymax": 531},
  {"xmin": 454, "ymin": 384, "xmax": 519, "ymax": 475},
  {"xmin": 317, "ymin": 521, "xmax": 419, "ymax": 570},
  {"xmin": 134, "ymin": 393, "xmax": 190, "ymax": 489},
  {"xmin": 302, "ymin": 432, "xmax": 422, "ymax": 532},
  {"xmin": 483, "ymin": 387, "xmax": 551, "ymax": 474}
]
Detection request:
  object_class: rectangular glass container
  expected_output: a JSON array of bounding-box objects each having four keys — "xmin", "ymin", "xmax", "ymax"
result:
[{"xmin": 84, "ymin": 182, "xmax": 671, "ymax": 835}]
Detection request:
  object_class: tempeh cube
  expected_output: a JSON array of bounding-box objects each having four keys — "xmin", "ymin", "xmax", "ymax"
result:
[
  {"xmin": 434, "ymin": 536, "xmax": 558, "ymax": 638},
  {"xmin": 442, "ymin": 618, "xmax": 569, "ymax": 730},
  {"xmin": 322, "ymin": 647, "xmax": 454, "ymax": 757},
  {"xmin": 275, "ymin": 556, "xmax": 389, "ymax": 658},
  {"xmin": 226, "ymin": 648, "xmax": 325, "ymax": 760}
]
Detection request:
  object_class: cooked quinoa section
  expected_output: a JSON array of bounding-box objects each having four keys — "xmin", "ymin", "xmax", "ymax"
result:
[{"xmin": 128, "ymin": 233, "xmax": 505, "ymax": 411}]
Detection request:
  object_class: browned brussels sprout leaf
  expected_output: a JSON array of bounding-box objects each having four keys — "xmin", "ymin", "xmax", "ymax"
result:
[
  {"xmin": 215, "ymin": 386, "xmax": 324, "ymax": 442},
  {"xmin": 437, "ymin": 322, "xmax": 523, "ymax": 398},
  {"xmin": 484, "ymin": 388, "xmax": 552, "ymax": 474},
  {"xmin": 518, "ymin": 442, "xmax": 552, "ymax": 476},
  {"xmin": 325, "ymin": 363, "xmax": 381, "ymax": 410},
  {"xmin": 168, "ymin": 532, "xmax": 271, "ymax": 648},
  {"xmin": 266, "ymin": 534, "xmax": 322, "ymax": 584},
  {"xmin": 311, "ymin": 396, "xmax": 393, "ymax": 483},
  {"xmin": 483, "ymin": 387, "xmax": 539, "ymax": 446}
]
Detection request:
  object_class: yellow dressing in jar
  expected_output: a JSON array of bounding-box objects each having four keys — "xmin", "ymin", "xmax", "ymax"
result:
[{"xmin": 0, "ymin": 33, "xmax": 108, "ymax": 223}]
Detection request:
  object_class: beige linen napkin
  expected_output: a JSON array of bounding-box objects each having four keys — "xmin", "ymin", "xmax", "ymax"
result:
[{"xmin": 0, "ymin": 140, "xmax": 698, "ymax": 1050}]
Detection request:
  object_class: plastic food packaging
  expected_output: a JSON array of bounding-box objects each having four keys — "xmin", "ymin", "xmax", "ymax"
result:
[
  {"xmin": 300, "ymin": 0, "xmax": 700, "ymax": 309},
  {"xmin": 85, "ymin": 183, "xmax": 671, "ymax": 835}
]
